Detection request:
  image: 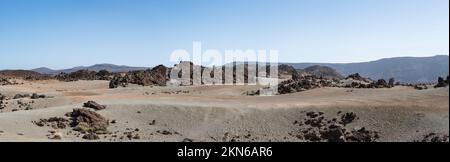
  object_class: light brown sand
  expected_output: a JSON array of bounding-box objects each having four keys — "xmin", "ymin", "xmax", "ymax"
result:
[{"xmin": 0, "ymin": 80, "xmax": 448, "ymax": 142}]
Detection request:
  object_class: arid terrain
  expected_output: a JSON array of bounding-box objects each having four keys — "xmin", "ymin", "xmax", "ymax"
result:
[{"xmin": 0, "ymin": 77, "xmax": 448, "ymax": 142}]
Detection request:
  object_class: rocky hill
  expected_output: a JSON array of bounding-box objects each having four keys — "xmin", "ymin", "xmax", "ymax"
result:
[{"xmin": 286, "ymin": 55, "xmax": 449, "ymax": 83}]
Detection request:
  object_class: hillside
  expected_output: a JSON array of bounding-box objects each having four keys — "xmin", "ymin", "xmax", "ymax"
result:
[
  {"xmin": 286, "ymin": 55, "xmax": 449, "ymax": 83},
  {"xmin": 32, "ymin": 64, "xmax": 149, "ymax": 75}
]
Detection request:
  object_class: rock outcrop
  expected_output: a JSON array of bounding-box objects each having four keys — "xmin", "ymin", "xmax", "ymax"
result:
[
  {"xmin": 109, "ymin": 65, "xmax": 169, "ymax": 88},
  {"xmin": 67, "ymin": 108, "xmax": 109, "ymax": 134},
  {"xmin": 83, "ymin": 101, "xmax": 106, "ymax": 110},
  {"xmin": 434, "ymin": 76, "xmax": 449, "ymax": 88},
  {"xmin": 55, "ymin": 69, "xmax": 113, "ymax": 82},
  {"xmin": 291, "ymin": 111, "xmax": 379, "ymax": 142}
]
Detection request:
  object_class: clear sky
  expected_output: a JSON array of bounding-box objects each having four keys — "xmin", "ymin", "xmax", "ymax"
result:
[{"xmin": 0, "ymin": 0, "xmax": 448, "ymax": 69}]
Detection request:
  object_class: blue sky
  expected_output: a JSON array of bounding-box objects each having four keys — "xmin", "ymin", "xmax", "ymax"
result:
[{"xmin": 0, "ymin": 0, "xmax": 448, "ymax": 69}]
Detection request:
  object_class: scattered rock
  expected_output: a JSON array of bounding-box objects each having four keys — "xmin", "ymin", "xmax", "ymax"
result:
[
  {"xmin": 420, "ymin": 133, "xmax": 449, "ymax": 142},
  {"xmin": 33, "ymin": 117, "xmax": 69, "ymax": 129},
  {"xmin": 13, "ymin": 94, "xmax": 29, "ymax": 99},
  {"xmin": 30, "ymin": 93, "xmax": 45, "ymax": 99},
  {"xmin": 83, "ymin": 101, "xmax": 106, "ymax": 110},
  {"xmin": 414, "ymin": 84, "xmax": 428, "ymax": 90},
  {"xmin": 149, "ymin": 120, "xmax": 156, "ymax": 125},
  {"xmin": 157, "ymin": 130, "xmax": 173, "ymax": 135},
  {"xmin": 133, "ymin": 134, "xmax": 140, "ymax": 139},
  {"xmin": 375, "ymin": 79, "xmax": 389, "ymax": 88},
  {"xmin": 340, "ymin": 112, "xmax": 357, "ymax": 125},
  {"xmin": 82, "ymin": 133, "xmax": 100, "ymax": 140},
  {"xmin": 68, "ymin": 108, "xmax": 109, "ymax": 134},
  {"xmin": 0, "ymin": 93, "xmax": 6, "ymax": 100},
  {"xmin": 434, "ymin": 76, "xmax": 449, "ymax": 88},
  {"xmin": 388, "ymin": 78, "xmax": 395, "ymax": 87},
  {"xmin": 290, "ymin": 111, "xmax": 379, "ymax": 142},
  {"xmin": 346, "ymin": 127, "xmax": 379, "ymax": 142},
  {"xmin": 49, "ymin": 131, "xmax": 63, "ymax": 140},
  {"xmin": 182, "ymin": 138, "xmax": 194, "ymax": 142},
  {"xmin": 0, "ymin": 77, "xmax": 19, "ymax": 86},
  {"xmin": 319, "ymin": 124, "xmax": 346, "ymax": 142}
]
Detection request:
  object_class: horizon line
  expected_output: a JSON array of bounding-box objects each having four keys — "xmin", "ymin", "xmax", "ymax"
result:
[{"xmin": 1, "ymin": 54, "xmax": 448, "ymax": 71}]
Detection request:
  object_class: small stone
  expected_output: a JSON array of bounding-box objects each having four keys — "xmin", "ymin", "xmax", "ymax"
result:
[{"xmin": 82, "ymin": 133, "xmax": 100, "ymax": 140}]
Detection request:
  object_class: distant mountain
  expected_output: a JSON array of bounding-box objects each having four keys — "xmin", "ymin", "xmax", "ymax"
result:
[
  {"xmin": 285, "ymin": 55, "xmax": 449, "ymax": 83},
  {"xmin": 0, "ymin": 70, "xmax": 50, "ymax": 79},
  {"xmin": 32, "ymin": 64, "xmax": 149, "ymax": 75},
  {"xmin": 32, "ymin": 67, "xmax": 56, "ymax": 74},
  {"xmin": 27, "ymin": 55, "xmax": 450, "ymax": 83},
  {"xmin": 298, "ymin": 65, "xmax": 343, "ymax": 79}
]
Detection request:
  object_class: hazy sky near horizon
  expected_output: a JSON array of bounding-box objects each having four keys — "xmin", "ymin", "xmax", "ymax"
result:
[{"xmin": 0, "ymin": 0, "xmax": 449, "ymax": 69}]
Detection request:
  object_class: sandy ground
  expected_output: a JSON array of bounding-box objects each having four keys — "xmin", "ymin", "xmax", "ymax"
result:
[{"xmin": 0, "ymin": 79, "xmax": 448, "ymax": 142}]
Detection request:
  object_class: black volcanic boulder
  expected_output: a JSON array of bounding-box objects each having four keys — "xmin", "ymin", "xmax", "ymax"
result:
[
  {"xmin": 388, "ymin": 78, "xmax": 395, "ymax": 88},
  {"xmin": 414, "ymin": 84, "xmax": 428, "ymax": 90},
  {"xmin": 83, "ymin": 101, "xmax": 106, "ymax": 110},
  {"xmin": 0, "ymin": 93, "xmax": 6, "ymax": 100},
  {"xmin": 68, "ymin": 108, "xmax": 109, "ymax": 134},
  {"xmin": 149, "ymin": 65, "xmax": 169, "ymax": 86},
  {"xmin": 375, "ymin": 79, "xmax": 389, "ymax": 88},
  {"xmin": 420, "ymin": 133, "xmax": 449, "ymax": 142},
  {"xmin": 434, "ymin": 76, "xmax": 449, "ymax": 88},
  {"xmin": 109, "ymin": 74, "xmax": 129, "ymax": 88},
  {"xmin": 346, "ymin": 73, "xmax": 364, "ymax": 81},
  {"xmin": 345, "ymin": 127, "xmax": 379, "ymax": 142}
]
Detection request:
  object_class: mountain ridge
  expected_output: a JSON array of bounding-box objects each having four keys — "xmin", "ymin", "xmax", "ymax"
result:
[
  {"xmin": 23, "ymin": 55, "xmax": 450, "ymax": 83},
  {"xmin": 31, "ymin": 63, "xmax": 149, "ymax": 75},
  {"xmin": 284, "ymin": 55, "xmax": 449, "ymax": 83}
]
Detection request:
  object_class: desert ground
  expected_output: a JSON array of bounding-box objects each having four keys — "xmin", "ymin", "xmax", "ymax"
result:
[{"xmin": 0, "ymin": 79, "xmax": 448, "ymax": 142}]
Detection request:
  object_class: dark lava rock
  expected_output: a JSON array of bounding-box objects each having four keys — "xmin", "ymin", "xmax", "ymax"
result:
[
  {"xmin": 82, "ymin": 133, "xmax": 100, "ymax": 140},
  {"xmin": 388, "ymin": 78, "xmax": 395, "ymax": 88},
  {"xmin": 375, "ymin": 79, "xmax": 389, "ymax": 88},
  {"xmin": 157, "ymin": 130, "xmax": 173, "ymax": 135},
  {"xmin": 414, "ymin": 84, "xmax": 428, "ymax": 90},
  {"xmin": 345, "ymin": 73, "xmax": 364, "ymax": 81},
  {"xmin": 33, "ymin": 117, "xmax": 69, "ymax": 129},
  {"xmin": 420, "ymin": 133, "xmax": 449, "ymax": 142},
  {"xmin": 306, "ymin": 111, "xmax": 322, "ymax": 118},
  {"xmin": 340, "ymin": 112, "xmax": 357, "ymax": 125},
  {"xmin": 83, "ymin": 101, "xmax": 106, "ymax": 110},
  {"xmin": 109, "ymin": 65, "xmax": 169, "ymax": 89},
  {"xmin": 345, "ymin": 127, "xmax": 379, "ymax": 142},
  {"xmin": 68, "ymin": 108, "xmax": 109, "ymax": 134},
  {"xmin": 182, "ymin": 138, "xmax": 194, "ymax": 142},
  {"xmin": 291, "ymin": 112, "xmax": 379, "ymax": 142},
  {"xmin": 303, "ymin": 131, "xmax": 321, "ymax": 142},
  {"xmin": 149, "ymin": 120, "xmax": 156, "ymax": 125},
  {"xmin": 13, "ymin": 94, "xmax": 29, "ymax": 99},
  {"xmin": 320, "ymin": 124, "xmax": 346, "ymax": 142},
  {"xmin": 0, "ymin": 93, "xmax": 6, "ymax": 100},
  {"xmin": 30, "ymin": 93, "xmax": 45, "ymax": 99},
  {"xmin": 434, "ymin": 76, "xmax": 449, "ymax": 88},
  {"xmin": 55, "ymin": 69, "xmax": 111, "ymax": 82}
]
